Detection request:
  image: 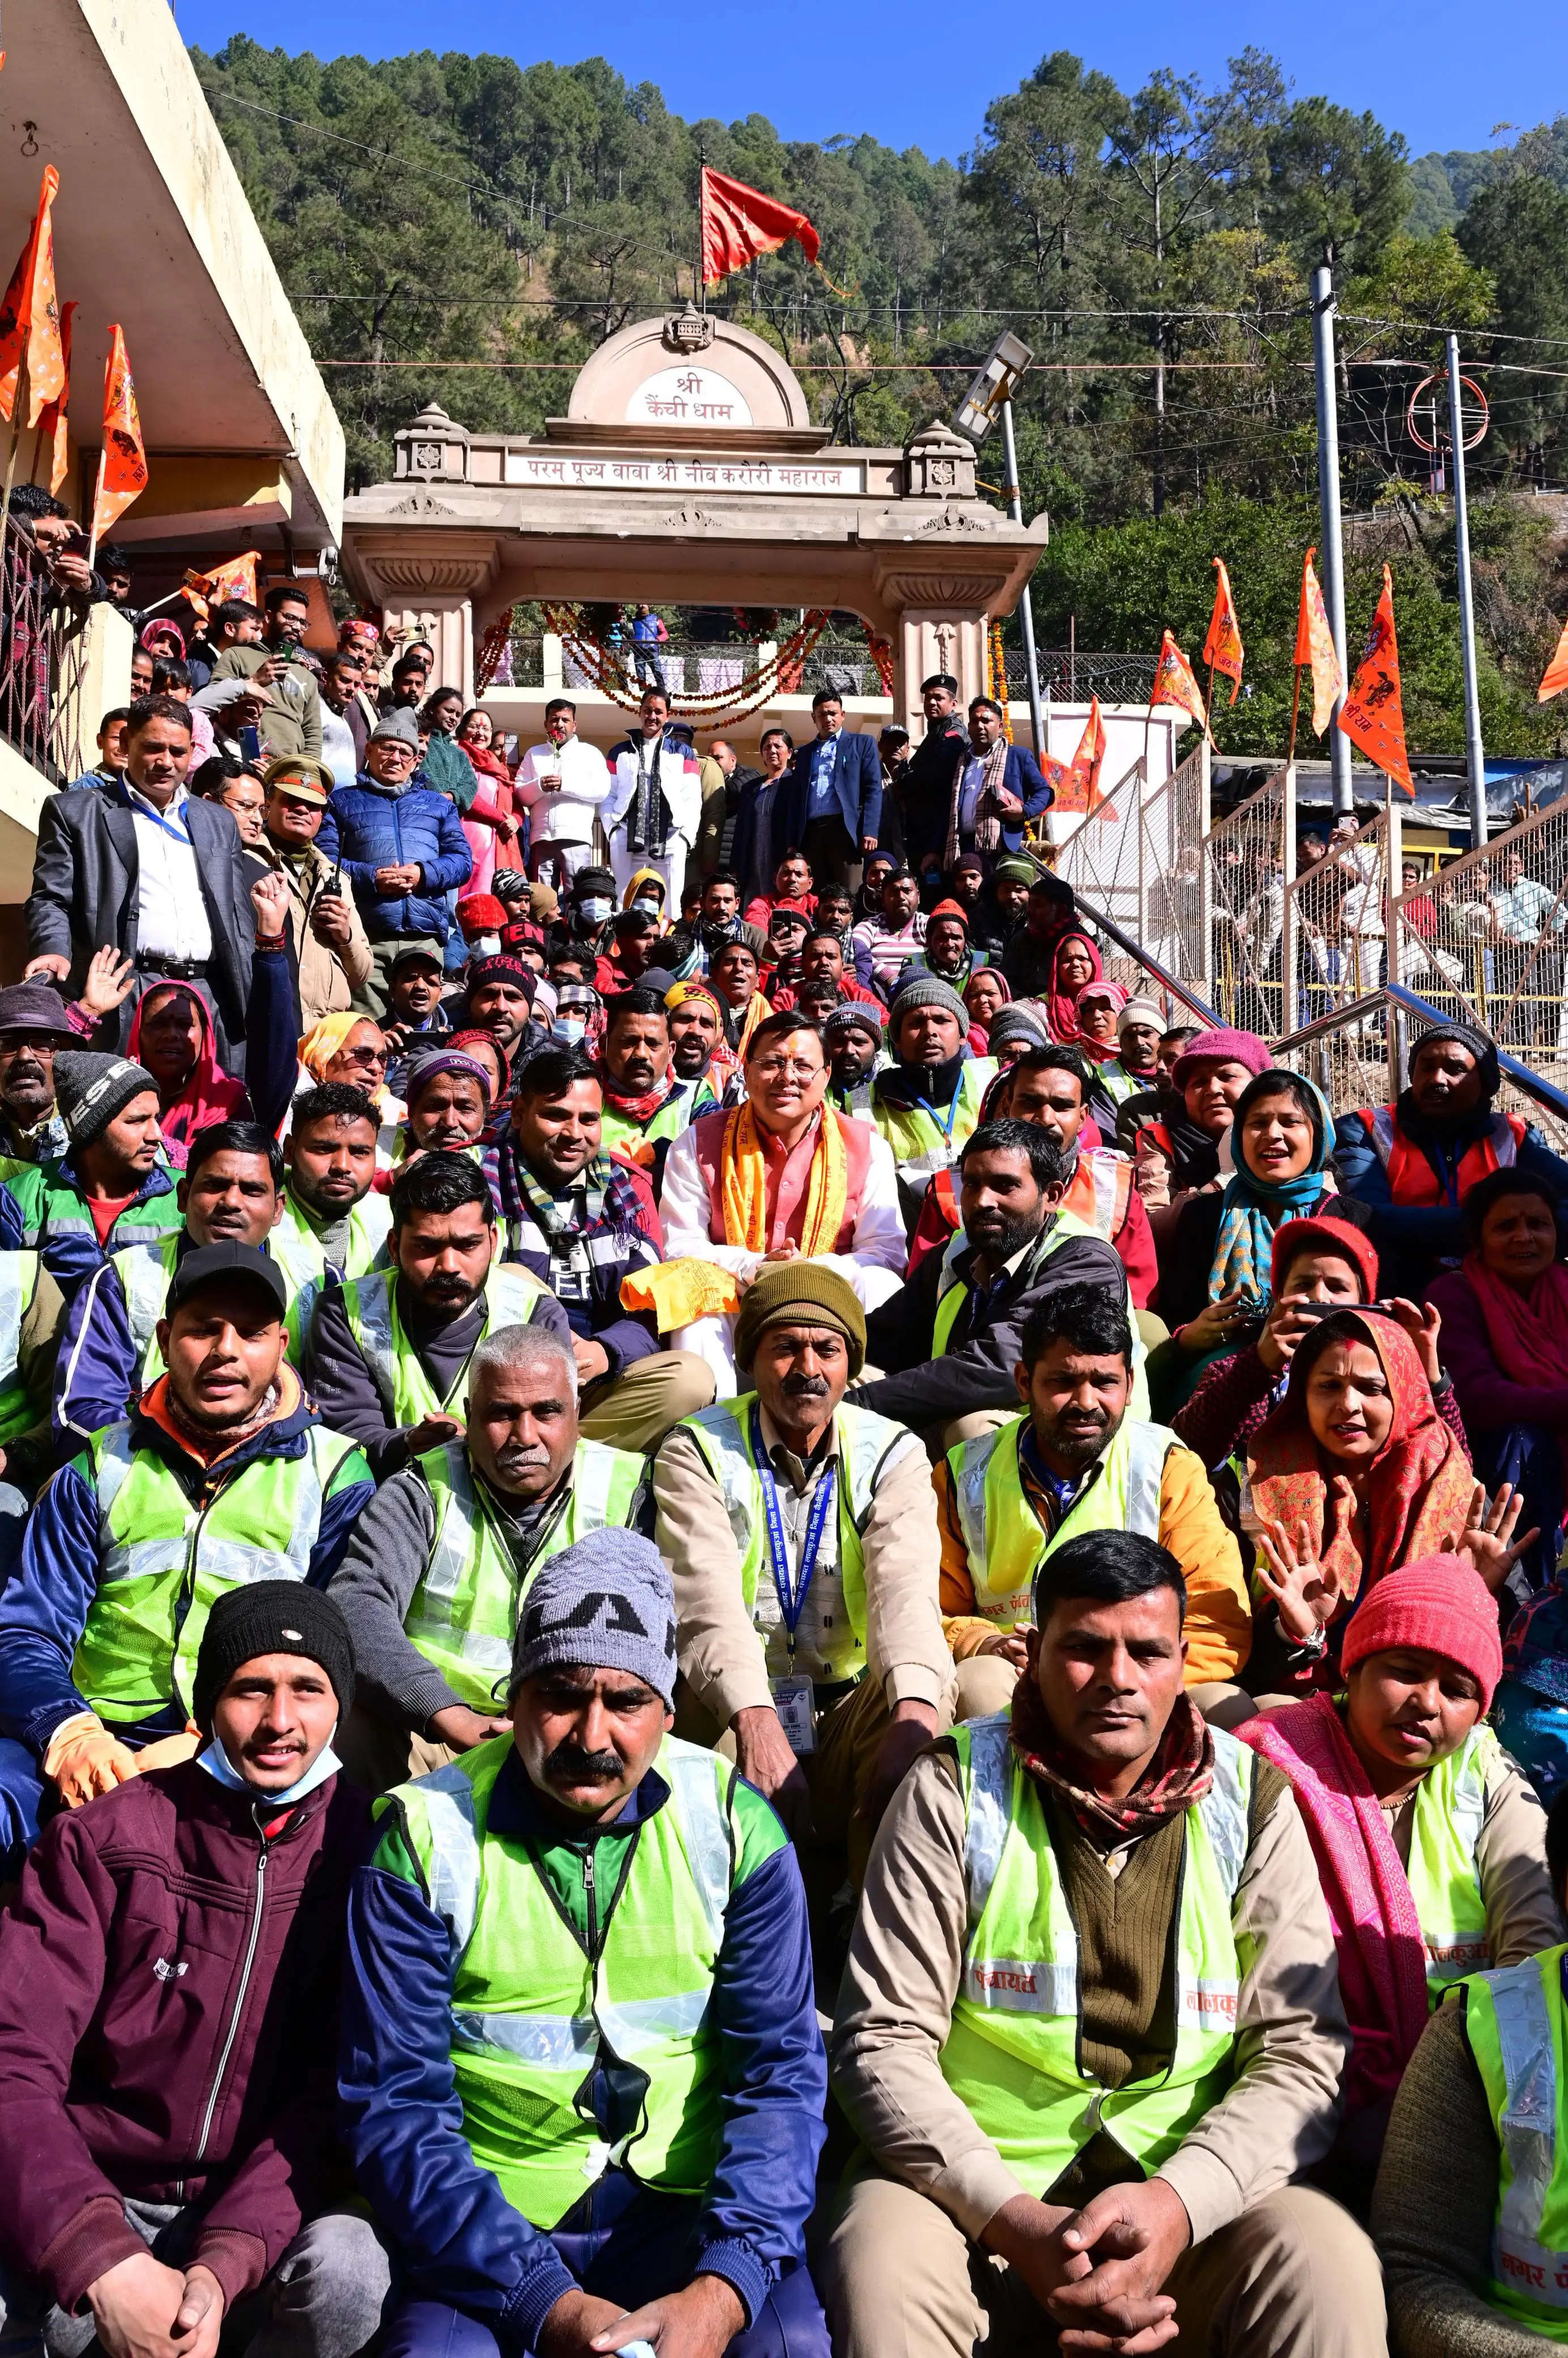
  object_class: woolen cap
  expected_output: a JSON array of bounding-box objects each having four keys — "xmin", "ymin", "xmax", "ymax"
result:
[
  {"xmin": 1340, "ymin": 1555, "xmax": 1503, "ymax": 1711},
  {"xmin": 733, "ymin": 1258, "xmax": 866, "ymax": 1379},
  {"xmin": 53, "ymin": 1050, "xmax": 158, "ymax": 1147},
  {"xmin": 985, "ymin": 1003, "xmax": 1050, "ymax": 1051},
  {"xmin": 0, "ymin": 979, "xmax": 77, "ymax": 1041},
  {"xmin": 1170, "ymin": 1027, "xmax": 1271, "ymax": 1090},
  {"xmin": 1117, "ymin": 996, "xmax": 1167, "ymax": 1035},
  {"xmin": 890, "ymin": 973, "xmax": 969, "ymax": 1040},
  {"xmin": 369, "ymin": 706, "xmax": 420, "ymax": 748},
  {"xmin": 509, "ymin": 1530, "xmax": 678, "ymax": 1705},
  {"xmin": 193, "ymin": 1579, "xmax": 356, "ymax": 1733},
  {"xmin": 822, "ymin": 1001, "xmax": 884, "ymax": 1045}
]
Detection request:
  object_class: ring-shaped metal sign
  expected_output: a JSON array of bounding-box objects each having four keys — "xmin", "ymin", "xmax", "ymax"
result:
[{"xmin": 1406, "ymin": 372, "xmax": 1490, "ymax": 454}]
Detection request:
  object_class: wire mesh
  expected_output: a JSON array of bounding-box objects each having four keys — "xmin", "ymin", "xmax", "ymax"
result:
[
  {"xmin": 1053, "ymin": 756, "xmax": 1148, "ymax": 938},
  {"xmin": 1201, "ymin": 766, "xmax": 1293, "ymax": 1038},
  {"xmin": 1277, "ymin": 1003, "xmax": 1395, "ymax": 1118},
  {"xmin": 1141, "ymin": 745, "xmax": 1210, "ymax": 999},
  {"xmin": 1287, "ymin": 807, "xmax": 1399, "ymax": 1040}
]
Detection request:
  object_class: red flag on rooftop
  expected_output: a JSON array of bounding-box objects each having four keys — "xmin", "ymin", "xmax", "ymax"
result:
[
  {"xmin": 92, "ymin": 324, "xmax": 147, "ymax": 544},
  {"xmin": 1337, "ymin": 563, "xmax": 1413, "ymax": 795},
  {"xmin": 0, "ymin": 167, "xmax": 66, "ymax": 426},
  {"xmin": 1150, "ymin": 629, "xmax": 1209, "ymax": 738},
  {"xmin": 1537, "ymin": 613, "xmax": 1568, "ymax": 702},
  {"xmin": 700, "ymin": 164, "xmax": 821, "ymax": 285},
  {"xmin": 1293, "ymin": 546, "xmax": 1344, "ymax": 736},
  {"xmin": 32, "ymin": 299, "xmax": 73, "ymax": 495},
  {"xmin": 1051, "ymin": 697, "xmax": 1107, "ymax": 815},
  {"xmin": 1202, "ymin": 558, "xmax": 1244, "ymax": 705}
]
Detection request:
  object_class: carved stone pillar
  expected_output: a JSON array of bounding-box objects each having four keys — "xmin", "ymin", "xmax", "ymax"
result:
[
  {"xmin": 341, "ymin": 524, "xmax": 500, "ymax": 706},
  {"xmin": 892, "ymin": 608, "xmax": 989, "ymax": 739},
  {"xmin": 381, "ymin": 596, "xmax": 474, "ymax": 699}
]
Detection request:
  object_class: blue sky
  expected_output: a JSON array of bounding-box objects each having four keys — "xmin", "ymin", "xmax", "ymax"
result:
[{"xmin": 179, "ymin": 0, "xmax": 1557, "ymax": 164}]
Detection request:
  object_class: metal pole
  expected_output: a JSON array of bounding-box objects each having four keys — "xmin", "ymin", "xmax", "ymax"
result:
[
  {"xmin": 1312, "ymin": 263, "xmax": 1353, "ymax": 817},
  {"xmin": 1000, "ymin": 396, "xmax": 1047, "ymax": 762},
  {"xmin": 1447, "ymin": 332, "xmax": 1489, "ymax": 851}
]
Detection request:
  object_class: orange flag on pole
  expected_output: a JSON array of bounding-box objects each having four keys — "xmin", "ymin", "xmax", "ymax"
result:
[
  {"xmin": 1202, "ymin": 558, "xmax": 1244, "ymax": 704},
  {"xmin": 1537, "ymin": 613, "xmax": 1568, "ymax": 702},
  {"xmin": 1150, "ymin": 629, "xmax": 1209, "ymax": 737},
  {"xmin": 1337, "ymin": 564, "xmax": 1413, "ymax": 795},
  {"xmin": 32, "ymin": 298, "xmax": 73, "ymax": 495},
  {"xmin": 700, "ymin": 166, "xmax": 821, "ymax": 284},
  {"xmin": 92, "ymin": 324, "xmax": 148, "ymax": 546},
  {"xmin": 1051, "ymin": 697, "xmax": 1107, "ymax": 815},
  {"xmin": 1294, "ymin": 546, "xmax": 1344, "ymax": 736},
  {"xmin": 0, "ymin": 166, "xmax": 65, "ymax": 426},
  {"xmin": 181, "ymin": 548, "xmax": 261, "ymax": 624}
]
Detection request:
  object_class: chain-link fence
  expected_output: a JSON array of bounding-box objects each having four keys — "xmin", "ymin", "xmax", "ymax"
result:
[
  {"xmin": 1200, "ymin": 765, "xmax": 1295, "ymax": 1038},
  {"xmin": 1287, "ymin": 804, "xmax": 1402, "ymax": 1037},
  {"xmin": 1005, "ymin": 649, "xmax": 1157, "ymax": 703}
]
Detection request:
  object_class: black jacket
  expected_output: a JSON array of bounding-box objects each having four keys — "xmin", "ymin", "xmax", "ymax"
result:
[
  {"xmin": 902, "ymin": 719, "xmax": 968, "ymax": 872},
  {"xmin": 850, "ymin": 1218, "xmax": 1128, "ymax": 1426}
]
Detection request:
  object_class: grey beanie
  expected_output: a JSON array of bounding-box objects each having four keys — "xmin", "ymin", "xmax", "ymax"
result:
[
  {"xmin": 986, "ymin": 1003, "xmax": 1050, "ymax": 1051},
  {"xmin": 510, "ymin": 1529, "xmax": 677, "ymax": 1704},
  {"xmin": 890, "ymin": 972, "xmax": 969, "ymax": 1040},
  {"xmin": 54, "ymin": 1051, "xmax": 159, "ymax": 1147},
  {"xmin": 822, "ymin": 1000, "xmax": 884, "ymax": 1044},
  {"xmin": 369, "ymin": 705, "xmax": 420, "ymax": 748}
]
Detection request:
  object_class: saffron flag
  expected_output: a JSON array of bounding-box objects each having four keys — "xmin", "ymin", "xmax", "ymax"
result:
[
  {"xmin": 1537, "ymin": 613, "xmax": 1568, "ymax": 702},
  {"xmin": 1294, "ymin": 546, "xmax": 1344, "ymax": 736},
  {"xmin": 93, "ymin": 324, "xmax": 148, "ymax": 541},
  {"xmin": 0, "ymin": 166, "xmax": 66, "ymax": 426},
  {"xmin": 1052, "ymin": 697, "xmax": 1107, "ymax": 815},
  {"xmin": 1202, "ymin": 558, "xmax": 1244, "ymax": 705},
  {"xmin": 32, "ymin": 298, "xmax": 73, "ymax": 495},
  {"xmin": 1150, "ymin": 629, "xmax": 1208, "ymax": 737},
  {"xmin": 1337, "ymin": 564, "xmax": 1413, "ymax": 795},
  {"xmin": 182, "ymin": 548, "xmax": 261, "ymax": 622},
  {"xmin": 701, "ymin": 165, "xmax": 821, "ymax": 286}
]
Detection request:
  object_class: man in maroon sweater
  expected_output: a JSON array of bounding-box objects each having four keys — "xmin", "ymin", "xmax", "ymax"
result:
[{"xmin": 0, "ymin": 1583, "xmax": 388, "ymax": 2358}]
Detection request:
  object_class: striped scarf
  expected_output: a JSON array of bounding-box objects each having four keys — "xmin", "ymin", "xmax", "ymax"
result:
[
  {"xmin": 499, "ymin": 1145, "xmax": 647, "ymax": 1299},
  {"xmin": 945, "ymin": 735, "xmax": 1012, "ymax": 872}
]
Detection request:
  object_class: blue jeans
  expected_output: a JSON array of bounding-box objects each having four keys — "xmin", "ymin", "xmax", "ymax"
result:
[
  {"xmin": 632, "ymin": 647, "xmax": 667, "ymax": 694},
  {"xmin": 381, "ymin": 2176, "xmax": 826, "ymax": 2358}
]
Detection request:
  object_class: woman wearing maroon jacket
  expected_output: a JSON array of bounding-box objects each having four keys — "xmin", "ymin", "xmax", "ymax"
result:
[{"xmin": 0, "ymin": 1585, "xmax": 388, "ymax": 2358}]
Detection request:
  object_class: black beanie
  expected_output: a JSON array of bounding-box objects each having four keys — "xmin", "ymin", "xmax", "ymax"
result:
[{"xmin": 192, "ymin": 1580, "xmax": 356, "ymax": 1733}]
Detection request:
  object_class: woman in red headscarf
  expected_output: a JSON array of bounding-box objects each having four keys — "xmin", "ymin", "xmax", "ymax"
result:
[
  {"xmin": 1041, "ymin": 928, "xmax": 1102, "ymax": 1042},
  {"xmin": 126, "ymin": 981, "xmax": 248, "ymax": 1167}
]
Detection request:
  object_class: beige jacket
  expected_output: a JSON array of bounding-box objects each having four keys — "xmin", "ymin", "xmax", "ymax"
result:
[
  {"xmin": 830, "ymin": 1745, "xmax": 1349, "ymax": 2249},
  {"xmin": 249, "ymin": 838, "xmax": 372, "ymax": 1026},
  {"xmin": 653, "ymin": 1401, "xmax": 952, "ymax": 1725}
]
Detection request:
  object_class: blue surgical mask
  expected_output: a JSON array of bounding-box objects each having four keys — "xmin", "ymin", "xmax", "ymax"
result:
[
  {"xmin": 554, "ymin": 1016, "xmax": 587, "ymax": 1045},
  {"xmin": 471, "ymin": 932, "xmax": 501, "ymax": 958},
  {"xmin": 633, "ymin": 894, "xmax": 662, "ymax": 917},
  {"xmin": 580, "ymin": 897, "xmax": 611, "ymax": 924},
  {"xmin": 198, "ymin": 1728, "xmax": 341, "ymax": 1805}
]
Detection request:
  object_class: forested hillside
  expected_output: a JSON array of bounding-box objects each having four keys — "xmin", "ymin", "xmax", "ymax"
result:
[{"xmin": 190, "ymin": 37, "xmax": 1568, "ymax": 756}]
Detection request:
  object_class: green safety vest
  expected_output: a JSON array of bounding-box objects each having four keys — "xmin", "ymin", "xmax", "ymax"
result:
[
  {"xmin": 0, "ymin": 1249, "xmax": 40, "ymax": 1443},
  {"xmin": 1455, "ymin": 1944, "xmax": 1568, "ymax": 2336},
  {"xmin": 2, "ymin": 1157, "xmax": 180, "ymax": 1258},
  {"xmin": 339, "ymin": 1263, "xmax": 553, "ymax": 1425},
  {"xmin": 406, "ymin": 1437, "xmax": 649, "ymax": 1709},
  {"xmin": 681, "ymin": 1393, "xmax": 911, "ymax": 1685},
  {"xmin": 385, "ymin": 1733, "xmax": 745, "ymax": 2229},
  {"xmin": 70, "ymin": 1418, "xmax": 367, "ymax": 1724},
  {"xmin": 930, "ymin": 1208, "xmax": 1099, "ymax": 1356},
  {"xmin": 113, "ymin": 1229, "xmax": 321, "ymax": 1380},
  {"xmin": 269, "ymin": 1189, "xmax": 392, "ymax": 1347},
  {"xmin": 870, "ymin": 1061, "xmax": 996, "ymax": 1194},
  {"xmin": 599, "ymin": 1082, "xmax": 699, "ymax": 1160},
  {"xmin": 941, "ymin": 1712, "xmax": 1253, "ymax": 2194},
  {"xmin": 946, "ymin": 1414, "xmax": 1186, "ymax": 1630},
  {"xmin": 1405, "ymin": 1721, "xmax": 1497, "ymax": 1994}
]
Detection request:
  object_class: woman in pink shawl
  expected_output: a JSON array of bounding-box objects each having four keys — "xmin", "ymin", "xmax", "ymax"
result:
[
  {"xmin": 455, "ymin": 707, "xmax": 524, "ymax": 897},
  {"xmin": 1237, "ymin": 1555, "xmax": 1558, "ymax": 2203},
  {"xmin": 126, "ymin": 981, "xmax": 248, "ymax": 1167}
]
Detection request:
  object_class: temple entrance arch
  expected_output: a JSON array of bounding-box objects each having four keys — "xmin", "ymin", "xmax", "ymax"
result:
[{"xmin": 339, "ymin": 308, "xmax": 1046, "ymax": 750}]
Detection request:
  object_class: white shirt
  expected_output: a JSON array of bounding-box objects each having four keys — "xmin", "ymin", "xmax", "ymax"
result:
[
  {"xmin": 517, "ymin": 736, "xmax": 612, "ymax": 845},
  {"xmin": 318, "ymin": 705, "xmax": 358, "ymax": 792},
  {"xmin": 128, "ymin": 783, "xmax": 213, "ymax": 962}
]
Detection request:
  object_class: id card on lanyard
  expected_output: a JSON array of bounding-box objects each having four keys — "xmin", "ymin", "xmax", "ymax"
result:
[{"xmin": 751, "ymin": 1401, "xmax": 835, "ymax": 1756}]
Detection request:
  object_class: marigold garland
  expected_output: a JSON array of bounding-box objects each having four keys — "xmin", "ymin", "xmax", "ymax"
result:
[{"xmin": 543, "ymin": 603, "xmax": 834, "ymax": 726}]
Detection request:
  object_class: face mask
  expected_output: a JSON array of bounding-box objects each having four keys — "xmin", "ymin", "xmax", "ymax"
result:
[
  {"xmin": 633, "ymin": 895, "xmax": 662, "ymax": 917},
  {"xmin": 554, "ymin": 1016, "xmax": 587, "ymax": 1045},
  {"xmin": 471, "ymin": 932, "xmax": 501, "ymax": 957},
  {"xmin": 579, "ymin": 897, "xmax": 611, "ymax": 925},
  {"xmin": 199, "ymin": 1727, "xmax": 341, "ymax": 1805}
]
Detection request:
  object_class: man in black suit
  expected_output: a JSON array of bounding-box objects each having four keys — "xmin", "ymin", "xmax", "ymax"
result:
[
  {"xmin": 900, "ymin": 672, "xmax": 970, "ymax": 892},
  {"xmin": 776, "ymin": 689, "xmax": 882, "ymax": 892},
  {"xmin": 24, "ymin": 694, "xmax": 256, "ymax": 1071}
]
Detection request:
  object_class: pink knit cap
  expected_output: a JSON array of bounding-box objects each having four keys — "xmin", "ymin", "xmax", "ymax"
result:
[
  {"xmin": 1340, "ymin": 1555, "xmax": 1503, "ymax": 1708},
  {"xmin": 1170, "ymin": 1027, "xmax": 1271, "ymax": 1089}
]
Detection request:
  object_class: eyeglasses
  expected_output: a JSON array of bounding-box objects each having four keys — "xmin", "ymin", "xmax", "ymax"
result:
[
  {"xmin": 751, "ymin": 1055, "xmax": 822, "ymax": 1081},
  {"xmin": 340, "ymin": 1043, "xmax": 388, "ymax": 1071}
]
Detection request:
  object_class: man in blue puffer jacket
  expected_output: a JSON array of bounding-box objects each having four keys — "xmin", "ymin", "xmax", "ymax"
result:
[{"xmin": 317, "ymin": 707, "xmax": 472, "ymax": 1017}]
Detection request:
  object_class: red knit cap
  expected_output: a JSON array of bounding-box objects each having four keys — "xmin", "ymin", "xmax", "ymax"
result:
[
  {"xmin": 1340, "ymin": 1555, "xmax": 1503, "ymax": 1709},
  {"xmin": 1269, "ymin": 1214, "xmax": 1379, "ymax": 1302},
  {"xmin": 1170, "ymin": 1027, "xmax": 1270, "ymax": 1089}
]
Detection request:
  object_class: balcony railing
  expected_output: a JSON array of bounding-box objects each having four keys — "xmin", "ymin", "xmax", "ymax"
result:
[{"xmin": 1, "ymin": 518, "xmax": 58, "ymax": 778}]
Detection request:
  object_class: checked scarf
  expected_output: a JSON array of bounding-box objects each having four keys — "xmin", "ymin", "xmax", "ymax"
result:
[
  {"xmin": 499, "ymin": 1145, "xmax": 647, "ymax": 1301},
  {"xmin": 944, "ymin": 733, "xmax": 1012, "ymax": 873},
  {"xmin": 1010, "ymin": 1673, "xmax": 1214, "ymax": 1842}
]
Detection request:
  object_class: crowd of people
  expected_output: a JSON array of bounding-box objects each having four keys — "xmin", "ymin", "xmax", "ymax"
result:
[{"xmin": 1, "ymin": 609, "xmax": 1568, "ymax": 2358}]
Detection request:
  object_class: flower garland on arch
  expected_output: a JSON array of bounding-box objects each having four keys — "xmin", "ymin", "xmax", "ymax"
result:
[
  {"xmin": 543, "ymin": 603, "xmax": 834, "ymax": 727},
  {"xmin": 987, "ymin": 618, "xmax": 1013, "ymax": 741},
  {"xmin": 475, "ymin": 605, "xmax": 518, "ymax": 694}
]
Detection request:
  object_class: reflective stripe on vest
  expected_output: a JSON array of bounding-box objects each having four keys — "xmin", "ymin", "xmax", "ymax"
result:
[
  {"xmin": 930, "ymin": 1208, "xmax": 1099, "ymax": 1358},
  {"xmin": 274, "ymin": 1190, "xmax": 392, "ymax": 1358},
  {"xmin": 1068, "ymin": 1150, "xmax": 1133, "ymax": 1245},
  {"xmin": 1457, "ymin": 1946, "xmax": 1568, "ymax": 2333},
  {"xmin": 873, "ymin": 1060, "xmax": 995, "ymax": 1182},
  {"xmin": 950, "ymin": 1416, "xmax": 1178, "ymax": 1627},
  {"xmin": 941, "ymin": 1715, "xmax": 1252, "ymax": 2194},
  {"xmin": 113, "ymin": 1236, "xmax": 179, "ymax": 1384},
  {"xmin": 403, "ymin": 1436, "xmax": 648, "ymax": 1707},
  {"xmin": 343, "ymin": 1263, "xmax": 549, "ymax": 1423},
  {"xmin": 391, "ymin": 1733, "xmax": 734, "ymax": 2227},
  {"xmin": 0, "ymin": 1249, "xmax": 38, "ymax": 1441},
  {"xmin": 71, "ymin": 1421, "xmax": 359, "ymax": 1721},
  {"xmin": 681, "ymin": 1394, "xmax": 907, "ymax": 1682},
  {"xmin": 1406, "ymin": 1723, "xmax": 1495, "ymax": 1990}
]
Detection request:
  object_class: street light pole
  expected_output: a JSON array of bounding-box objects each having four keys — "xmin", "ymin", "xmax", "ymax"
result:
[
  {"xmin": 1312, "ymin": 262, "xmax": 1353, "ymax": 817},
  {"xmin": 999, "ymin": 396, "xmax": 1047, "ymax": 762},
  {"xmin": 1446, "ymin": 332, "xmax": 1489, "ymax": 851}
]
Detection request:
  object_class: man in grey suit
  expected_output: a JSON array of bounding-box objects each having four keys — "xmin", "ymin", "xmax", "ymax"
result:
[
  {"xmin": 24, "ymin": 694, "xmax": 256, "ymax": 1071},
  {"xmin": 777, "ymin": 689, "xmax": 883, "ymax": 893}
]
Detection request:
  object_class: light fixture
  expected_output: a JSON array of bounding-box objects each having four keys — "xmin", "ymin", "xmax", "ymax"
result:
[{"xmin": 952, "ymin": 330, "xmax": 1034, "ymax": 444}]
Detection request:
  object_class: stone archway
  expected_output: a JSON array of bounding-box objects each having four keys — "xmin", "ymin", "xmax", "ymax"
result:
[{"xmin": 339, "ymin": 309, "xmax": 1045, "ymax": 739}]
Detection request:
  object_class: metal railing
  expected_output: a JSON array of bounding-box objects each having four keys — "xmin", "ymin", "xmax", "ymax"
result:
[
  {"xmin": 1009, "ymin": 648, "xmax": 1158, "ymax": 702},
  {"xmin": 2, "ymin": 519, "xmax": 58, "ymax": 777},
  {"xmin": 1202, "ymin": 762, "xmax": 1295, "ymax": 1040},
  {"xmin": 1389, "ymin": 797, "xmax": 1568, "ymax": 1070}
]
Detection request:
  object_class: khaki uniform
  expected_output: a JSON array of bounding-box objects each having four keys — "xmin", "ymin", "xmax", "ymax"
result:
[{"xmin": 249, "ymin": 838, "xmax": 372, "ymax": 1026}]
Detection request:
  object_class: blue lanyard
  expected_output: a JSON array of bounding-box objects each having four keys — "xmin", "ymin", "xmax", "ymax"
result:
[
  {"xmin": 913, "ymin": 1074, "xmax": 965, "ymax": 1141},
  {"xmin": 750, "ymin": 1402, "xmax": 836, "ymax": 1657},
  {"xmin": 127, "ymin": 792, "xmax": 192, "ymax": 849}
]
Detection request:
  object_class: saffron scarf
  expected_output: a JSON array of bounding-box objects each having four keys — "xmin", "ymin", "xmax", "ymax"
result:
[
  {"xmin": 1462, "ymin": 1248, "xmax": 1568, "ymax": 1393},
  {"xmin": 299, "ymin": 1010, "xmax": 393, "ymax": 1118},
  {"xmin": 1208, "ymin": 1071, "xmax": 1336, "ymax": 1309},
  {"xmin": 1044, "ymin": 931, "xmax": 1104, "ymax": 1044},
  {"xmin": 127, "ymin": 982, "xmax": 248, "ymax": 1168},
  {"xmin": 717, "ymin": 1101, "xmax": 849, "ymax": 1257},
  {"xmin": 1248, "ymin": 1312, "xmax": 1476, "ymax": 1610},
  {"xmin": 1237, "ymin": 1695, "xmax": 1430, "ymax": 2115}
]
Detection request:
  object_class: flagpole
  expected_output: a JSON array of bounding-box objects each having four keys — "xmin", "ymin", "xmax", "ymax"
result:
[
  {"xmin": 696, "ymin": 146, "xmax": 706, "ymax": 316},
  {"xmin": 86, "ymin": 446, "xmax": 105, "ymax": 570},
  {"xmin": 1287, "ymin": 662, "xmax": 1302, "ymax": 765}
]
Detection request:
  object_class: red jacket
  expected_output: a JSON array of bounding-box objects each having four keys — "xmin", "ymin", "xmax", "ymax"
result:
[{"xmin": 0, "ymin": 1761, "xmax": 368, "ymax": 2314}]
